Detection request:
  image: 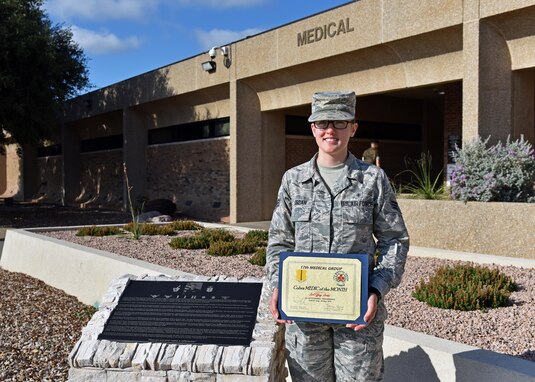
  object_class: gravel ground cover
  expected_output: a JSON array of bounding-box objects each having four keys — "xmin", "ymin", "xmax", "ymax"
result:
[
  {"xmin": 0, "ymin": 268, "xmax": 95, "ymax": 382},
  {"xmin": 1, "ymin": 205, "xmax": 533, "ymax": 381},
  {"xmin": 44, "ymin": 230, "xmax": 535, "ymax": 363}
]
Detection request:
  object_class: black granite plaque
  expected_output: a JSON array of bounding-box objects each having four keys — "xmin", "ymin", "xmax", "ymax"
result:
[{"xmin": 98, "ymin": 280, "xmax": 263, "ymax": 346}]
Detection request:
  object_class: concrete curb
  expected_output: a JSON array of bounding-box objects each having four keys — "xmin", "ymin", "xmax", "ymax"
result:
[
  {"xmin": 409, "ymin": 246, "xmax": 535, "ymax": 269},
  {"xmin": 0, "ymin": 228, "xmax": 194, "ymax": 306}
]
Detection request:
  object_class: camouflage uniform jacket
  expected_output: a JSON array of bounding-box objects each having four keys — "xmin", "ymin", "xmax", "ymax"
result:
[{"xmin": 266, "ymin": 152, "xmax": 409, "ymax": 298}]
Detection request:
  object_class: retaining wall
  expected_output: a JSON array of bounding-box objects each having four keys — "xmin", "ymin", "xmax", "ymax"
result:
[
  {"xmin": 398, "ymin": 199, "xmax": 535, "ymax": 259},
  {"xmin": 0, "ymin": 228, "xmax": 191, "ymax": 306}
]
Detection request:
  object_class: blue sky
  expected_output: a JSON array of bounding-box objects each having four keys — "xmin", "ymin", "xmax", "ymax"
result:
[{"xmin": 44, "ymin": 0, "xmax": 351, "ymax": 90}]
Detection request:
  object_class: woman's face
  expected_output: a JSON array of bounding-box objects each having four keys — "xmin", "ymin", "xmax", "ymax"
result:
[{"xmin": 310, "ymin": 121, "xmax": 358, "ymax": 159}]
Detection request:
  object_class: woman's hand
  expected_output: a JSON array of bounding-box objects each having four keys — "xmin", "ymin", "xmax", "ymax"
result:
[
  {"xmin": 345, "ymin": 292, "xmax": 378, "ymax": 331},
  {"xmin": 269, "ymin": 288, "xmax": 293, "ymax": 324}
]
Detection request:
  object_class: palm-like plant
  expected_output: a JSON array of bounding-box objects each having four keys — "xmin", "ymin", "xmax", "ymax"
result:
[{"xmin": 400, "ymin": 152, "xmax": 445, "ymax": 199}]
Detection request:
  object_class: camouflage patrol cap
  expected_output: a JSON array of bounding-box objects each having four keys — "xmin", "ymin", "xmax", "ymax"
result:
[{"xmin": 308, "ymin": 91, "xmax": 356, "ymax": 122}]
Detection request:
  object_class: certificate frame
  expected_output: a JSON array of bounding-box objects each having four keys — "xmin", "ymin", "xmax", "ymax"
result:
[{"xmin": 278, "ymin": 252, "xmax": 369, "ymax": 324}]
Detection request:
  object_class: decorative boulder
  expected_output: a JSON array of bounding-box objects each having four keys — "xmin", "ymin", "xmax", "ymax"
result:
[
  {"xmin": 136, "ymin": 211, "xmax": 161, "ymax": 222},
  {"xmin": 148, "ymin": 215, "xmax": 173, "ymax": 223}
]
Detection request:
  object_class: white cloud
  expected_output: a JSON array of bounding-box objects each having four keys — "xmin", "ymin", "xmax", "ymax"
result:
[
  {"xmin": 178, "ymin": 0, "xmax": 265, "ymax": 7},
  {"xmin": 195, "ymin": 28, "xmax": 264, "ymax": 50},
  {"xmin": 46, "ymin": 0, "xmax": 159, "ymax": 21},
  {"xmin": 71, "ymin": 26, "xmax": 142, "ymax": 55}
]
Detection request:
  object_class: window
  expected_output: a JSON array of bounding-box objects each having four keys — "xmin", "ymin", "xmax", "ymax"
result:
[
  {"xmin": 37, "ymin": 144, "xmax": 62, "ymax": 157},
  {"xmin": 81, "ymin": 134, "xmax": 123, "ymax": 152},
  {"xmin": 214, "ymin": 120, "xmax": 230, "ymax": 137},
  {"xmin": 148, "ymin": 118, "xmax": 230, "ymax": 145},
  {"xmin": 285, "ymin": 115, "xmax": 421, "ymax": 141},
  {"xmin": 357, "ymin": 121, "xmax": 421, "ymax": 141}
]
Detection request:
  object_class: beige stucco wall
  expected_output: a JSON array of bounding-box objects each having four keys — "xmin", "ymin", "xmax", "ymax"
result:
[
  {"xmin": 143, "ymin": 88, "xmax": 230, "ymax": 129},
  {"xmin": 398, "ymin": 199, "xmax": 535, "ymax": 259},
  {"xmin": 74, "ymin": 111, "xmax": 123, "ymax": 140},
  {"xmin": 1, "ymin": 144, "xmax": 22, "ymax": 200}
]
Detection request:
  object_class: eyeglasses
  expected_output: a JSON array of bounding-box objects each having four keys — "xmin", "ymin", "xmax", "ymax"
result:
[{"xmin": 313, "ymin": 120, "xmax": 352, "ymax": 130}]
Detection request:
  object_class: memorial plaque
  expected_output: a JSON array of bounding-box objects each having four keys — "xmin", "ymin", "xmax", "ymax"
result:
[
  {"xmin": 278, "ymin": 252, "xmax": 368, "ymax": 324},
  {"xmin": 98, "ymin": 280, "xmax": 262, "ymax": 346}
]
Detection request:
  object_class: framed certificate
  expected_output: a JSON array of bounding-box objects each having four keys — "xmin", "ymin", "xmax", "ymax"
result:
[{"xmin": 278, "ymin": 252, "xmax": 369, "ymax": 324}]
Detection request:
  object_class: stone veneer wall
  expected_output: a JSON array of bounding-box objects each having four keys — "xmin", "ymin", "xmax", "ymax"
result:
[
  {"xmin": 68, "ymin": 274, "xmax": 286, "ymax": 382},
  {"xmin": 35, "ymin": 156, "xmax": 63, "ymax": 203},
  {"xmin": 146, "ymin": 138, "xmax": 230, "ymax": 222},
  {"xmin": 398, "ymin": 198, "xmax": 535, "ymax": 259},
  {"xmin": 77, "ymin": 150, "xmax": 124, "ymax": 209}
]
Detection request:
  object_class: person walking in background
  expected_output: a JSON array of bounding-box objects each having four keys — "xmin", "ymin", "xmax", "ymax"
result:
[
  {"xmin": 362, "ymin": 141, "xmax": 381, "ymax": 167},
  {"xmin": 266, "ymin": 91, "xmax": 409, "ymax": 381}
]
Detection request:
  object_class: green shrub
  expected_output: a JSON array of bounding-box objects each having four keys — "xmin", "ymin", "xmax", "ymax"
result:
[
  {"xmin": 236, "ymin": 239, "xmax": 261, "ymax": 254},
  {"xmin": 169, "ymin": 235, "xmax": 210, "ymax": 249},
  {"xmin": 169, "ymin": 228, "xmax": 238, "ymax": 251},
  {"xmin": 197, "ymin": 228, "xmax": 235, "ymax": 243},
  {"xmin": 207, "ymin": 238, "xmax": 259, "ymax": 257},
  {"xmin": 207, "ymin": 240, "xmax": 241, "ymax": 256},
  {"xmin": 124, "ymin": 222, "xmax": 176, "ymax": 236},
  {"xmin": 169, "ymin": 220, "xmax": 202, "ymax": 231},
  {"xmin": 244, "ymin": 229, "xmax": 268, "ymax": 246},
  {"xmin": 169, "ymin": 228, "xmax": 255, "ymax": 256},
  {"xmin": 76, "ymin": 225, "xmax": 122, "ymax": 237},
  {"xmin": 249, "ymin": 247, "xmax": 266, "ymax": 266},
  {"xmin": 413, "ymin": 263, "xmax": 516, "ymax": 311}
]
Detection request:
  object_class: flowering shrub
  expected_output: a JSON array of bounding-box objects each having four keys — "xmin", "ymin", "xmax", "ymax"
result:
[{"xmin": 449, "ymin": 136, "xmax": 535, "ymax": 202}]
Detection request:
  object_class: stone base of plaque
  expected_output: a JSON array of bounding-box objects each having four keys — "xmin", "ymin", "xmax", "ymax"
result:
[{"xmin": 67, "ymin": 274, "xmax": 287, "ymax": 382}]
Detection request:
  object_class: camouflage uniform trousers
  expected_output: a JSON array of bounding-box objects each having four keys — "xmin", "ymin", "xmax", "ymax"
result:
[{"xmin": 285, "ymin": 302, "xmax": 386, "ymax": 382}]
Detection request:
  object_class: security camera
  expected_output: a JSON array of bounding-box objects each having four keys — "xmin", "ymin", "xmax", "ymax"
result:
[
  {"xmin": 208, "ymin": 47, "xmax": 218, "ymax": 59},
  {"xmin": 220, "ymin": 46, "xmax": 229, "ymax": 57}
]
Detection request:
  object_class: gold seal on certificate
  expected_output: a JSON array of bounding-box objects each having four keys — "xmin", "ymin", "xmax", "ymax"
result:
[{"xmin": 278, "ymin": 252, "xmax": 369, "ymax": 324}]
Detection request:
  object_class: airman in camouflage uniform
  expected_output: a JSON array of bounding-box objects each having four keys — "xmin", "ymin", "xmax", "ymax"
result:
[{"xmin": 266, "ymin": 91, "xmax": 409, "ymax": 382}]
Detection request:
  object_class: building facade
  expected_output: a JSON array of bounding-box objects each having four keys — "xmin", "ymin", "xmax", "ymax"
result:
[{"xmin": 1, "ymin": 0, "xmax": 535, "ymax": 223}]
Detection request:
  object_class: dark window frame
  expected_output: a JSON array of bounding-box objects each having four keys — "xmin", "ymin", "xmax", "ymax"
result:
[
  {"xmin": 148, "ymin": 118, "xmax": 230, "ymax": 145},
  {"xmin": 285, "ymin": 115, "xmax": 422, "ymax": 141},
  {"xmin": 37, "ymin": 144, "xmax": 62, "ymax": 157},
  {"xmin": 80, "ymin": 134, "xmax": 123, "ymax": 153}
]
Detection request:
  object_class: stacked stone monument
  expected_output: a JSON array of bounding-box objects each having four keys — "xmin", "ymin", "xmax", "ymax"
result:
[{"xmin": 67, "ymin": 274, "xmax": 286, "ymax": 382}]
